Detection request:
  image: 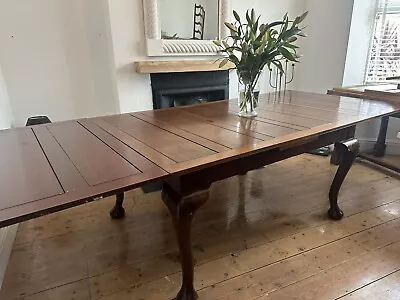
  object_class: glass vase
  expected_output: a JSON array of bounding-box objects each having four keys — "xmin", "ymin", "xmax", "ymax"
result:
[{"xmin": 238, "ymin": 77, "xmax": 260, "ymax": 118}]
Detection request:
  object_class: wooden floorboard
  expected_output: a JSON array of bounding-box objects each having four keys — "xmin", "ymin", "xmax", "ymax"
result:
[
  {"xmin": 1, "ymin": 154, "xmax": 400, "ymax": 300},
  {"xmin": 370, "ymin": 154, "xmax": 400, "ymax": 167},
  {"xmin": 359, "ymin": 154, "xmax": 400, "ymax": 171}
]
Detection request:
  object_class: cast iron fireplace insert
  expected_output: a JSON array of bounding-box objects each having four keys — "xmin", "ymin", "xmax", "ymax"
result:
[{"xmin": 150, "ymin": 70, "xmax": 229, "ymax": 109}]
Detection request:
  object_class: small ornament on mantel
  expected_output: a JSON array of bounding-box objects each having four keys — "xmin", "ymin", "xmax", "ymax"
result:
[{"xmin": 214, "ymin": 9, "xmax": 308, "ymax": 117}]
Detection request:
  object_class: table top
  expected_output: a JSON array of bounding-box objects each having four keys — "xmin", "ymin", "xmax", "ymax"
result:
[
  {"xmin": 1, "ymin": 91, "xmax": 399, "ymax": 227},
  {"xmin": 328, "ymin": 84, "xmax": 400, "ymax": 118},
  {"xmin": 329, "ymin": 83, "xmax": 400, "ymax": 101}
]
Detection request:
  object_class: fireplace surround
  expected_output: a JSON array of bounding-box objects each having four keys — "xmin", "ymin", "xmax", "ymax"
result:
[{"xmin": 150, "ymin": 70, "xmax": 229, "ymax": 109}]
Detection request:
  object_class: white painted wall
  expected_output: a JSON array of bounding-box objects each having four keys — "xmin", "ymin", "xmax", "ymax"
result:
[
  {"xmin": 295, "ymin": 0, "xmax": 355, "ymax": 93},
  {"xmin": 0, "ymin": 0, "xmax": 118, "ymax": 127},
  {"xmin": 108, "ymin": 0, "xmax": 306, "ymax": 112},
  {"xmin": 0, "ymin": 68, "xmax": 13, "ymax": 129},
  {"xmin": 108, "ymin": 0, "xmax": 153, "ymax": 112},
  {"xmin": 343, "ymin": 0, "xmax": 377, "ymax": 86},
  {"xmin": 77, "ymin": 0, "xmax": 120, "ymax": 117}
]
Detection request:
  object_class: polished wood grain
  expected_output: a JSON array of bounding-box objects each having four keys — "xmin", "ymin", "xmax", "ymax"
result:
[
  {"xmin": 0, "ymin": 128, "xmax": 63, "ymax": 209},
  {"xmin": 135, "ymin": 60, "xmax": 235, "ymax": 74},
  {"xmin": 0, "ymin": 121, "xmax": 168, "ymax": 227},
  {"xmin": 91, "ymin": 118, "xmax": 177, "ymax": 170},
  {"xmin": 32, "ymin": 126, "xmax": 88, "ymax": 193},
  {"xmin": 48, "ymin": 122, "xmax": 141, "ymax": 185},
  {"xmin": 2, "ymin": 155, "xmax": 400, "ymax": 300},
  {"xmin": 329, "ymin": 83, "xmax": 400, "ymax": 103},
  {"xmin": 182, "ymin": 102, "xmax": 310, "ymax": 131},
  {"xmin": 101, "ymin": 114, "xmax": 217, "ymax": 162},
  {"xmin": 138, "ymin": 109, "xmax": 264, "ymax": 148},
  {"xmin": 144, "ymin": 91, "xmax": 398, "ymax": 174},
  {"xmin": 79, "ymin": 119, "xmax": 157, "ymax": 172},
  {"xmin": 132, "ymin": 113, "xmax": 231, "ymax": 153}
]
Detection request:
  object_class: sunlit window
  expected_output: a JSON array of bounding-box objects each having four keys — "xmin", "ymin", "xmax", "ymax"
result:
[{"xmin": 365, "ymin": 0, "xmax": 400, "ymax": 82}]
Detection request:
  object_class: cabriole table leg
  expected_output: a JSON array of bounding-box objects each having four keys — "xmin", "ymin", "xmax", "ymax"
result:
[
  {"xmin": 328, "ymin": 139, "xmax": 360, "ymax": 220},
  {"xmin": 110, "ymin": 192, "xmax": 125, "ymax": 219},
  {"xmin": 162, "ymin": 183, "xmax": 210, "ymax": 300}
]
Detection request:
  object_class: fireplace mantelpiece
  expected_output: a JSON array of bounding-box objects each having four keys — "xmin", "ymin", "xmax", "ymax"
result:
[{"xmin": 135, "ymin": 60, "xmax": 235, "ymax": 74}]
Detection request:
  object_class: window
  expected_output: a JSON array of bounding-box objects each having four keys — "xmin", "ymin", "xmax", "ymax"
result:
[{"xmin": 365, "ymin": 0, "xmax": 400, "ymax": 82}]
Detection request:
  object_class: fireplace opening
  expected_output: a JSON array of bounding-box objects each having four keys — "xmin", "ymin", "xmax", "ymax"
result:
[{"xmin": 150, "ymin": 70, "xmax": 229, "ymax": 109}]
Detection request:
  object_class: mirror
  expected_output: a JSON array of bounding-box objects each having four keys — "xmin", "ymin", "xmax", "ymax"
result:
[
  {"xmin": 157, "ymin": 0, "xmax": 219, "ymax": 40},
  {"xmin": 143, "ymin": 0, "xmax": 229, "ymax": 56}
]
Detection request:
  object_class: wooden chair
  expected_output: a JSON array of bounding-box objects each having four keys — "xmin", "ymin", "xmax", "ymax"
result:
[
  {"xmin": 192, "ymin": 4, "xmax": 205, "ymax": 40},
  {"xmin": 25, "ymin": 116, "xmax": 51, "ymax": 126}
]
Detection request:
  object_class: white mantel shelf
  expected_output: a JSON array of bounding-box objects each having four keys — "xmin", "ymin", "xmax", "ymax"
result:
[{"xmin": 135, "ymin": 60, "xmax": 235, "ymax": 74}]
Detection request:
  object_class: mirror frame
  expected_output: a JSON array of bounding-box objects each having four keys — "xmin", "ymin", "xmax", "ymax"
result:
[{"xmin": 143, "ymin": 0, "xmax": 230, "ymax": 56}]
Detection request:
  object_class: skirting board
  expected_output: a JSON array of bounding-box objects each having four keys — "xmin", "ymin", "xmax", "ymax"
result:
[
  {"xmin": 358, "ymin": 138, "xmax": 400, "ymax": 155},
  {"xmin": 0, "ymin": 224, "xmax": 18, "ymax": 289}
]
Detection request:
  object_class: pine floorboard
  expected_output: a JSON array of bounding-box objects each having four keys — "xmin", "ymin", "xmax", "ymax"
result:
[{"xmin": 1, "ymin": 154, "xmax": 399, "ymax": 300}]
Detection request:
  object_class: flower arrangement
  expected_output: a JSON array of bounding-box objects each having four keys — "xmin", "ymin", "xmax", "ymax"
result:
[{"xmin": 214, "ymin": 9, "xmax": 308, "ymax": 117}]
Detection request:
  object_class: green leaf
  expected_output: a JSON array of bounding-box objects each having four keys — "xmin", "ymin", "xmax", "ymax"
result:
[
  {"xmin": 246, "ymin": 10, "xmax": 251, "ymax": 24},
  {"xmin": 230, "ymin": 35, "xmax": 241, "ymax": 41},
  {"xmin": 262, "ymin": 30, "xmax": 269, "ymax": 43},
  {"xmin": 280, "ymin": 47, "xmax": 297, "ymax": 62},
  {"xmin": 213, "ymin": 40, "xmax": 222, "ymax": 47},
  {"xmin": 280, "ymin": 28, "xmax": 301, "ymax": 40},
  {"xmin": 222, "ymin": 40, "xmax": 230, "ymax": 49},
  {"xmin": 256, "ymin": 40, "xmax": 267, "ymax": 54},
  {"xmin": 282, "ymin": 16, "xmax": 289, "ymax": 33},
  {"xmin": 233, "ymin": 10, "xmax": 241, "ymax": 22},
  {"xmin": 297, "ymin": 11, "xmax": 308, "ymax": 24},
  {"xmin": 297, "ymin": 31, "xmax": 307, "ymax": 37},
  {"xmin": 225, "ymin": 22, "xmax": 237, "ymax": 32},
  {"xmin": 270, "ymin": 29, "xmax": 279, "ymax": 36},
  {"xmin": 221, "ymin": 10, "xmax": 306, "ymax": 80},
  {"xmin": 284, "ymin": 43, "xmax": 299, "ymax": 49},
  {"xmin": 253, "ymin": 16, "xmax": 260, "ymax": 34},
  {"xmin": 219, "ymin": 58, "xmax": 229, "ymax": 68},
  {"xmin": 250, "ymin": 31, "xmax": 256, "ymax": 42},
  {"xmin": 272, "ymin": 60, "xmax": 284, "ymax": 74},
  {"xmin": 267, "ymin": 21, "xmax": 285, "ymax": 29},
  {"xmin": 229, "ymin": 54, "xmax": 240, "ymax": 65}
]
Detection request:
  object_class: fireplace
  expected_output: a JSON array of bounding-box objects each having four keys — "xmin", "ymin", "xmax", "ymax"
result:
[{"xmin": 150, "ymin": 70, "xmax": 229, "ymax": 109}]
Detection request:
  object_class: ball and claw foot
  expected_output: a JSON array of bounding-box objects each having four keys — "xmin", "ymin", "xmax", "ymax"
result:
[
  {"xmin": 327, "ymin": 206, "xmax": 344, "ymax": 221},
  {"xmin": 175, "ymin": 287, "xmax": 198, "ymax": 300},
  {"xmin": 109, "ymin": 205, "xmax": 125, "ymax": 219}
]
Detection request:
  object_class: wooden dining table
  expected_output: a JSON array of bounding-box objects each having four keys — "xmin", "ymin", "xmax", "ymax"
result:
[{"xmin": 1, "ymin": 90, "xmax": 399, "ymax": 300}]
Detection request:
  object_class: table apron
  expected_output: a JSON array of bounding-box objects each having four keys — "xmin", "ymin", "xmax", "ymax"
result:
[{"xmin": 166, "ymin": 126, "xmax": 354, "ymax": 194}]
